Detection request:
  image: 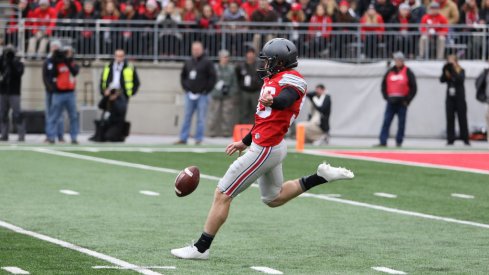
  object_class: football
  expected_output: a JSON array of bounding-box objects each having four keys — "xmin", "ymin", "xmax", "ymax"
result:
[{"xmin": 174, "ymin": 166, "xmax": 200, "ymax": 197}]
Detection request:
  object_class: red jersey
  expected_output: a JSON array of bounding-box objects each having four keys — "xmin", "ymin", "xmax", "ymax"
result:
[{"xmin": 252, "ymin": 70, "xmax": 307, "ymax": 147}]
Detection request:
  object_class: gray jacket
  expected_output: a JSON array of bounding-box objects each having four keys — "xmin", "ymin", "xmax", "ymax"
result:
[{"xmin": 210, "ymin": 64, "xmax": 237, "ymax": 99}]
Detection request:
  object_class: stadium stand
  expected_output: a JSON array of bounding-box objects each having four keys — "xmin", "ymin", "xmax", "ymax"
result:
[{"xmin": 1, "ymin": 0, "xmax": 489, "ymax": 62}]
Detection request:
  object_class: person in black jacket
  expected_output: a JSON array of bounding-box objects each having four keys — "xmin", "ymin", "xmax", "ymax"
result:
[
  {"xmin": 0, "ymin": 45, "xmax": 25, "ymax": 141},
  {"xmin": 475, "ymin": 66, "xmax": 489, "ymax": 142},
  {"xmin": 298, "ymin": 84, "xmax": 331, "ymax": 145},
  {"xmin": 440, "ymin": 54, "xmax": 470, "ymax": 145},
  {"xmin": 175, "ymin": 41, "xmax": 217, "ymax": 145},
  {"xmin": 378, "ymin": 52, "xmax": 417, "ymax": 147}
]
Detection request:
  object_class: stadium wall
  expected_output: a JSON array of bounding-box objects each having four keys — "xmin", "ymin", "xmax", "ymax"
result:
[{"xmin": 20, "ymin": 60, "xmax": 488, "ymax": 138}]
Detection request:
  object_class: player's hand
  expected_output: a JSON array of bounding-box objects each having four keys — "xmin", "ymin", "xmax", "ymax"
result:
[
  {"xmin": 225, "ymin": 141, "xmax": 247, "ymax": 156},
  {"xmin": 104, "ymin": 89, "xmax": 111, "ymax": 96},
  {"xmin": 259, "ymin": 91, "xmax": 273, "ymax": 107}
]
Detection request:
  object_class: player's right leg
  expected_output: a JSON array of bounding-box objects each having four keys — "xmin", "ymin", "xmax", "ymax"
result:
[{"xmin": 171, "ymin": 143, "xmax": 278, "ymax": 260}]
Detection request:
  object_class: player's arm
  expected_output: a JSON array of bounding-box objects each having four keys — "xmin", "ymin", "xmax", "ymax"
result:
[{"xmin": 260, "ymin": 87, "xmax": 300, "ymax": 110}]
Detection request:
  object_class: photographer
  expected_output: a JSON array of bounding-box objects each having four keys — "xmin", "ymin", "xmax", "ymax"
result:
[
  {"xmin": 43, "ymin": 40, "xmax": 65, "ymax": 142},
  {"xmin": 207, "ymin": 50, "xmax": 238, "ymax": 138},
  {"xmin": 90, "ymin": 88, "xmax": 128, "ymax": 142},
  {"xmin": 46, "ymin": 46, "xmax": 80, "ymax": 144},
  {"xmin": 90, "ymin": 49, "xmax": 139, "ymax": 142},
  {"xmin": 298, "ymin": 84, "xmax": 331, "ymax": 145},
  {"xmin": 0, "ymin": 46, "xmax": 25, "ymax": 142},
  {"xmin": 440, "ymin": 55, "xmax": 469, "ymax": 145}
]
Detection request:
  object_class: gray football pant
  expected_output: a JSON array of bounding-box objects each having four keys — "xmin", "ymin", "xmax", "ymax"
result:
[{"xmin": 218, "ymin": 140, "xmax": 287, "ymax": 203}]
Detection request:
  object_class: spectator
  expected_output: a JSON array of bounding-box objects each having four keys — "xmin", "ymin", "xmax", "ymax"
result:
[
  {"xmin": 308, "ymin": 4, "xmax": 333, "ymax": 58},
  {"xmin": 197, "ymin": 4, "xmax": 220, "ymax": 55},
  {"xmin": 332, "ymin": 0, "xmax": 357, "ymax": 58},
  {"xmin": 175, "ymin": 41, "xmax": 217, "ymax": 145},
  {"xmin": 475, "ymin": 62, "xmax": 489, "ymax": 142},
  {"xmin": 419, "ymin": 2, "xmax": 448, "ymax": 60},
  {"xmin": 181, "ymin": 0, "xmax": 199, "ymax": 23},
  {"xmin": 299, "ymin": 0, "xmax": 317, "ymax": 22},
  {"xmin": 119, "ymin": 2, "xmax": 140, "ymax": 54},
  {"xmin": 6, "ymin": 0, "xmax": 31, "ymax": 46},
  {"xmin": 42, "ymin": 40, "xmax": 65, "ymax": 143},
  {"xmin": 140, "ymin": 0, "xmax": 160, "ymax": 55},
  {"xmin": 360, "ymin": 4, "xmax": 385, "ymax": 58},
  {"xmin": 298, "ymin": 84, "xmax": 331, "ymax": 145},
  {"xmin": 389, "ymin": 3, "xmax": 417, "ymax": 58},
  {"xmin": 0, "ymin": 46, "xmax": 25, "ymax": 142},
  {"xmin": 407, "ymin": 0, "xmax": 426, "ymax": 23},
  {"xmin": 157, "ymin": 1, "xmax": 182, "ymax": 56},
  {"xmin": 374, "ymin": 0, "xmax": 396, "ymax": 23},
  {"xmin": 46, "ymin": 46, "xmax": 80, "ymax": 144},
  {"xmin": 271, "ymin": 0, "xmax": 291, "ymax": 22},
  {"xmin": 55, "ymin": 0, "xmax": 81, "ymax": 19},
  {"xmin": 76, "ymin": 0, "xmax": 99, "ymax": 55},
  {"xmin": 26, "ymin": 0, "xmax": 57, "ymax": 59},
  {"xmin": 480, "ymin": 0, "xmax": 489, "ymax": 23},
  {"xmin": 92, "ymin": 49, "xmax": 140, "ymax": 142},
  {"xmin": 222, "ymin": 1, "xmax": 247, "ymax": 56},
  {"xmin": 235, "ymin": 47, "xmax": 263, "ymax": 124},
  {"xmin": 460, "ymin": 0, "xmax": 483, "ymax": 58},
  {"xmin": 439, "ymin": 0, "xmax": 460, "ymax": 24},
  {"xmin": 207, "ymin": 50, "xmax": 238, "ymax": 137},
  {"xmin": 287, "ymin": 3, "xmax": 306, "ymax": 47},
  {"xmin": 440, "ymin": 54, "xmax": 470, "ymax": 145},
  {"xmin": 100, "ymin": 49, "xmax": 140, "ymax": 100},
  {"xmin": 320, "ymin": 0, "xmax": 338, "ymax": 17},
  {"xmin": 101, "ymin": 1, "xmax": 120, "ymax": 54},
  {"xmin": 241, "ymin": 0, "xmax": 259, "ymax": 19},
  {"xmin": 250, "ymin": 0, "xmax": 279, "ymax": 51},
  {"xmin": 378, "ymin": 52, "xmax": 417, "ymax": 147},
  {"xmin": 222, "ymin": 2, "xmax": 247, "ymax": 22}
]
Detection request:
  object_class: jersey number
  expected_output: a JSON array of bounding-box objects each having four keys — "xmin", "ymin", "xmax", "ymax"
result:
[{"xmin": 256, "ymin": 86, "xmax": 276, "ymax": 119}]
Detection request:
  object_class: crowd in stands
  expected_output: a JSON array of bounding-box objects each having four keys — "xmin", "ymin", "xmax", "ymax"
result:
[{"xmin": 4, "ymin": 0, "xmax": 489, "ymax": 59}]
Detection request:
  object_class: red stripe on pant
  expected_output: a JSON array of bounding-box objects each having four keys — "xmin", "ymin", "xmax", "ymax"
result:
[{"xmin": 225, "ymin": 146, "xmax": 271, "ymax": 196}]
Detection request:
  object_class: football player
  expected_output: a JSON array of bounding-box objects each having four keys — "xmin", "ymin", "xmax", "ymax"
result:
[{"xmin": 171, "ymin": 38, "xmax": 354, "ymax": 259}]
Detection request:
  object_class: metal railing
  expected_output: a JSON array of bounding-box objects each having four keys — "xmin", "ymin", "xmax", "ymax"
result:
[{"xmin": 2, "ymin": 18, "xmax": 488, "ymax": 62}]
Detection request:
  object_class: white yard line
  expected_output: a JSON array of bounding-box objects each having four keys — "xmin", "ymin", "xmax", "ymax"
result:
[
  {"xmin": 93, "ymin": 266, "xmax": 176, "ymax": 270},
  {"xmin": 1, "ymin": 267, "xmax": 30, "ymax": 274},
  {"xmin": 372, "ymin": 266, "xmax": 407, "ymax": 274},
  {"xmin": 250, "ymin": 266, "xmax": 283, "ymax": 274},
  {"xmin": 32, "ymin": 148, "xmax": 489, "ymax": 230},
  {"xmin": 299, "ymin": 193, "xmax": 489, "ymax": 229},
  {"xmin": 59, "ymin": 189, "xmax": 79, "ymax": 196},
  {"xmin": 0, "ymin": 220, "xmax": 162, "ymax": 275},
  {"xmin": 374, "ymin": 192, "xmax": 398, "ymax": 198},
  {"xmin": 451, "ymin": 193, "xmax": 475, "ymax": 199},
  {"xmin": 139, "ymin": 190, "xmax": 160, "ymax": 196},
  {"xmin": 302, "ymin": 150, "xmax": 489, "ymax": 175},
  {"xmin": 0, "ymin": 146, "xmax": 224, "ymax": 153}
]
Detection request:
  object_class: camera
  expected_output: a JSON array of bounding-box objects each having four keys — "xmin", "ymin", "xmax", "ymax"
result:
[{"xmin": 2, "ymin": 46, "xmax": 16, "ymax": 63}]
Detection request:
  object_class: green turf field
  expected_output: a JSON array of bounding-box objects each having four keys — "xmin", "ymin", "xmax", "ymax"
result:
[{"xmin": 0, "ymin": 146, "xmax": 488, "ymax": 274}]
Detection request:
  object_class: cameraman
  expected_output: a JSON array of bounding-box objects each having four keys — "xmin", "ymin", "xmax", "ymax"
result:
[
  {"xmin": 43, "ymin": 40, "xmax": 65, "ymax": 142},
  {"xmin": 440, "ymin": 54, "xmax": 469, "ymax": 145},
  {"xmin": 0, "ymin": 45, "xmax": 25, "ymax": 142},
  {"xmin": 90, "ymin": 88, "xmax": 128, "ymax": 142},
  {"xmin": 46, "ymin": 46, "xmax": 80, "ymax": 144},
  {"xmin": 90, "ymin": 49, "xmax": 139, "ymax": 142},
  {"xmin": 207, "ymin": 50, "xmax": 238, "ymax": 138}
]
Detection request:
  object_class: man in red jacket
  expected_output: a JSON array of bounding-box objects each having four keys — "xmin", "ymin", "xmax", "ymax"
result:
[
  {"xmin": 419, "ymin": 2, "xmax": 448, "ymax": 59},
  {"xmin": 27, "ymin": 0, "xmax": 57, "ymax": 58}
]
